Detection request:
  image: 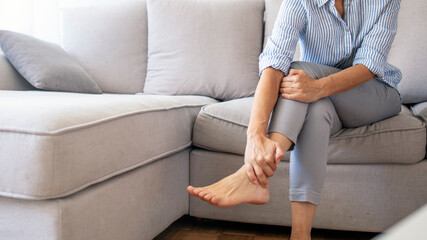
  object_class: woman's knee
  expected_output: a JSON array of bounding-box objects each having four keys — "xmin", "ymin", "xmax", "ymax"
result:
[
  {"xmin": 306, "ymin": 99, "xmax": 336, "ymax": 125},
  {"xmin": 289, "ymin": 61, "xmax": 341, "ymax": 79}
]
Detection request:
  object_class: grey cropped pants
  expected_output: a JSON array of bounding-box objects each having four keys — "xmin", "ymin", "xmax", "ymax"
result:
[{"xmin": 267, "ymin": 61, "xmax": 402, "ymax": 205}]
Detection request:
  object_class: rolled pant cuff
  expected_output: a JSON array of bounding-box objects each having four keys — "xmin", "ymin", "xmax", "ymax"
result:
[
  {"xmin": 289, "ymin": 189, "xmax": 321, "ymax": 206},
  {"xmin": 267, "ymin": 122, "xmax": 298, "ymax": 151}
]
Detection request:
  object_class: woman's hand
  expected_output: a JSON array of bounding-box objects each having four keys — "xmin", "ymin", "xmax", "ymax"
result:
[
  {"xmin": 280, "ymin": 69, "xmax": 325, "ymax": 103},
  {"xmin": 244, "ymin": 134, "xmax": 285, "ymax": 188}
]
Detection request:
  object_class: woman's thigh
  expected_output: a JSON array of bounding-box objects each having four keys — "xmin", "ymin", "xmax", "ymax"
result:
[{"xmin": 328, "ymin": 79, "xmax": 402, "ymax": 128}]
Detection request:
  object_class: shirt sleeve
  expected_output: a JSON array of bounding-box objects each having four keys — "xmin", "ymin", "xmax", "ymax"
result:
[
  {"xmin": 353, "ymin": 0, "xmax": 401, "ymax": 80},
  {"xmin": 258, "ymin": 0, "xmax": 306, "ymax": 77}
]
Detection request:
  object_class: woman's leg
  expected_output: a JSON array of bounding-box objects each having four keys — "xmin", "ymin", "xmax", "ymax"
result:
[
  {"xmin": 329, "ymin": 78, "xmax": 401, "ymax": 128},
  {"xmin": 266, "ymin": 62, "xmax": 344, "ymax": 239},
  {"xmin": 187, "ymin": 61, "xmax": 342, "ymax": 209},
  {"xmin": 282, "ymin": 69, "xmax": 401, "ymax": 239},
  {"xmin": 282, "ymin": 98, "xmax": 341, "ymax": 239}
]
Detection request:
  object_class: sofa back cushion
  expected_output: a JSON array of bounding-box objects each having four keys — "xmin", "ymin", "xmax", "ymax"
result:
[
  {"xmin": 389, "ymin": 0, "xmax": 427, "ymax": 104},
  {"xmin": 61, "ymin": 1, "xmax": 148, "ymax": 94},
  {"xmin": 143, "ymin": 0, "xmax": 264, "ymax": 101}
]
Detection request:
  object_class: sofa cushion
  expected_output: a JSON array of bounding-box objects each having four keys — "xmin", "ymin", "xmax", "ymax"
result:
[
  {"xmin": 143, "ymin": 0, "xmax": 264, "ymax": 101},
  {"xmin": 61, "ymin": 1, "xmax": 148, "ymax": 94},
  {"xmin": 389, "ymin": 0, "xmax": 427, "ymax": 104},
  {"xmin": 0, "ymin": 90, "xmax": 217, "ymax": 200},
  {"xmin": 192, "ymin": 97, "xmax": 426, "ymax": 164},
  {"xmin": 0, "ymin": 30, "xmax": 102, "ymax": 94},
  {"xmin": 411, "ymin": 102, "xmax": 427, "ymax": 120},
  {"xmin": 411, "ymin": 101, "xmax": 427, "ymax": 159},
  {"xmin": 0, "ymin": 53, "xmax": 35, "ymax": 91}
]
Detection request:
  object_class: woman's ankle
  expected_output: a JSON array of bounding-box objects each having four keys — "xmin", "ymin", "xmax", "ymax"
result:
[{"xmin": 290, "ymin": 229, "xmax": 311, "ymax": 240}]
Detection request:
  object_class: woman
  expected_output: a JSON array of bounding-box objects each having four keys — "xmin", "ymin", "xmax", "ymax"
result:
[{"xmin": 188, "ymin": 0, "xmax": 402, "ymax": 239}]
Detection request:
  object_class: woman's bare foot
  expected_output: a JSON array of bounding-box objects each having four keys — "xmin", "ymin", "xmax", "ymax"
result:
[{"xmin": 187, "ymin": 166, "xmax": 270, "ymax": 207}]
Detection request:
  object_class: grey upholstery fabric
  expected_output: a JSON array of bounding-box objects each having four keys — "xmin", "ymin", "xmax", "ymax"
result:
[
  {"xmin": 389, "ymin": 0, "xmax": 427, "ymax": 103},
  {"xmin": 0, "ymin": 91, "xmax": 217, "ymax": 199},
  {"xmin": 192, "ymin": 97, "xmax": 426, "ymax": 164},
  {"xmin": 0, "ymin": 150, "xmax": 189, "ymax": 240},
  {"xmin": 411, "ymin": 101, "xmax": 427, "ymax": 159},
  {"xmin": 61, "ymin": 1, "xmax": 148, "ymax": 94},
  {"xmin": 189, "ymin": 149, "xmax": 427, "ymax": 232},
  {"xmin": 411, "ymin": 101, "xmax": 427, "ymax": 120},
  {"xmin": 0, "ymin": 31, "xmax": 101, "ymax": 94},
  {"xmin": 0, "ymin": 53, "xmax": 35, "ymax": 91},
  {"xmin": 143, "ymin": 0, "xmax": 264, "ymax": 101}
]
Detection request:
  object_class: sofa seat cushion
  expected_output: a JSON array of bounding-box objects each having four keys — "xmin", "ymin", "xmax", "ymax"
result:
[
  {"xmin": 192, "ymin": 97, "xmax": 426, "ymax": 164},
  {"xmin": 0, "ymin": 90, "xmax": 217, "ymax": 200}
]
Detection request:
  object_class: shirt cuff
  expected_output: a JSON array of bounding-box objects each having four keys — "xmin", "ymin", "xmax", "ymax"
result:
[
  {"xmin": 258, "ymin": 54, "xmax": 292, "ymax": 77},
  {"xmin": 353, "ymin": 50, "xmax": 385, "ymax": 80}
]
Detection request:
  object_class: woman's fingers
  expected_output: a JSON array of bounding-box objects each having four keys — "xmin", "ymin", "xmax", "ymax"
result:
[
  {"xmin": 274, "ymin": 144, "xmax": 285, "ymax": 164},
  {"xmin": 280, "ymin": 87, "xmax": 297, "ymax": 94},
  {"xmin": 253, "ymin": 164, "xmax": 269, "ymax": 188},
  {"xmin": 263, "ymin": 153, "xmax": 277, "ymax": 172},
  {"xmin": 245, "ymin": 163, "xmax": 258, "ymax": 184},
  {"xmin": 280, "ymin": 81, "xmax": 294, "ymax": 88},
  {"xmin": 257, "ymin": 157, "xmax": 275, "ymax": 178},
  {"xmin": 282, "ymin": 75, "xmax": 295, "ymax": 82},
  {"xmin": 289, "ymin": 69, "xmax": 305, "ymax": 76},
  {"xmin": 282, "ymin": 92, "xmax": 312, "ymax": 103}
]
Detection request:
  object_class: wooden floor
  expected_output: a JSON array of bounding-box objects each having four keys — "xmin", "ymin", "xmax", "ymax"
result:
[{"xmin": 154, "ymin": 215, "xmax": 379, "ymax": 240}]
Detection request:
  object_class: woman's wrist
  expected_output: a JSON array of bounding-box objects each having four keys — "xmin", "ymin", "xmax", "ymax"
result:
[
  {"xmin": 318, "ymin": 76, "xmax": 332, "ymax": 98},
  {"xmin": 246, "ymin": 128, "xmax": 267, "ymax": 139}
]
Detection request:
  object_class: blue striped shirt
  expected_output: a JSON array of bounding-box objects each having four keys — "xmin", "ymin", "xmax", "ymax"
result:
[{"xmin": 259, "ymin": 0, "xmax": 402, "ymax": 91}]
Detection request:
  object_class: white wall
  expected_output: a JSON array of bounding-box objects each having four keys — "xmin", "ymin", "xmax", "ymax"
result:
[{"xmin": 0, "ymin": 0, "xmax": 135, "ymax": 44}]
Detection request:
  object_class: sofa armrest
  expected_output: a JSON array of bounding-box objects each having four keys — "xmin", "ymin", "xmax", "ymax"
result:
[
  {"xmin": 0, "ymin": 52, "xmax": 35, "ymax": 91},
  {"xmin": 411, "ymin": 102, "xmax": 427, "ymax": 159},
  {"xmin": 411, "ymin": 102, "xmax": 427, "ymax": 122}
]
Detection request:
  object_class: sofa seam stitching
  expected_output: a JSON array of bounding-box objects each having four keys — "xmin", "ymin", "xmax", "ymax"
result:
[
  {"xmin": 330, "ymin": 127, "xmax": 426, "ymax": 141},
  {"xmin": 201, "ymin": 109, "xmax": 249, "ymax": 128},
  {"xmin": 201, "ymin": 110, "xmax": 425, "ymax": 140},
  {"xmin": 0, "ymin": 103, "xmax": 209, "ymax": 135},
  {"xmin": 0, "ymin": 142, "xmax": 192, "ymax": 200}
]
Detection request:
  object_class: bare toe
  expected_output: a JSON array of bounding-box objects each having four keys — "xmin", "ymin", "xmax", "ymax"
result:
[
  {"xmin": 192, "ymin": 187, "xmax": 204, "ymax": 196},
  {"xmin": 203, "ymin": 193, "xmax": 214, "ymax": 201},
  {"xmin": 187, "ymin": 186, "xmax": 197, "ymax": 197},
  {"xmin": 198, "ymin": 190, "xmax": 210, "ymax": 198},
  {"xmin": 210, "ymin": 196, "xmax": 220, "ymax": 206}
]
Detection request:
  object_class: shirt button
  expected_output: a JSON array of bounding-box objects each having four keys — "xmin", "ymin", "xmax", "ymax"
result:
[{"xmin": 345, "ymin": 3, "xmax": 350, "ymax": 7}]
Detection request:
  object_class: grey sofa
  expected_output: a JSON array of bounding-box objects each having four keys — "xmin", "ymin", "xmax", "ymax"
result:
[{"xmin": 0, "ymin": 0, "xmax": 426, "ymax": 239}]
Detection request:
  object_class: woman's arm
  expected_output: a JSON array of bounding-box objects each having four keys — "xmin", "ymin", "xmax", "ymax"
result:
[
  {"xmin": 280, "ymin": 64, "xmax": 374, "ymax": 102},
  {"xmin": 247, "ymin": 67, "xmax": 284, "ymax": 137},
  {"xmin": 244, "ymin": 67, "xmax": 285, "ymax": 187},
  {"xmin": 246, "ymin": 0, "xmax": 305, "ymax": 187},
  {"xmin": 319, "ymin": 64, "xmax": 375, "ymax": 97}
]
